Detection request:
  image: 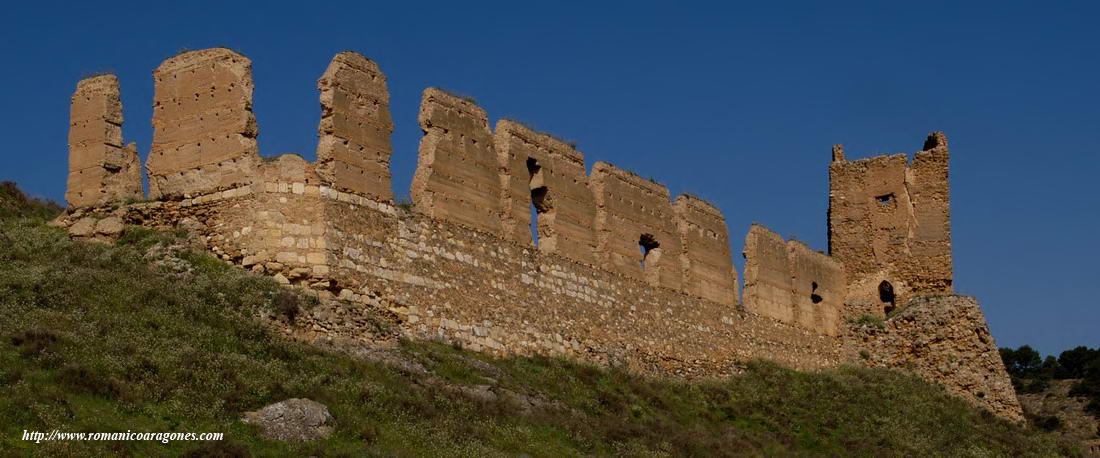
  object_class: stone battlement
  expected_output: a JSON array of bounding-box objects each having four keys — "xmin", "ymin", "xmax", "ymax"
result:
[{"xmin": 57, "ymin": 48, "xmax": 1019, "ymax": 421}]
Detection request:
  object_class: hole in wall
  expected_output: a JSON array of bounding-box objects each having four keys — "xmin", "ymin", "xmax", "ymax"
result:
[
  {"xmin": 876, "ymin": 193, "xmax": 895, "ymax": 205},
  {"xmin": 527, "ymin": 157, "xmax": 550, "ymax": 246},
  {"xmin": 811, "ymin": 281, "xmax": 823, "ymax": 304},
  {"xmin": 879, "ymin": 280, "xmax": 896, "ymax": 314},
  {"xmin": 639, "ymin": 233, "xmax": 660, "ymax": 269}
]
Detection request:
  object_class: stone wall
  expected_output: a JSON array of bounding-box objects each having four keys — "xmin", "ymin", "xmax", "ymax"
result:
[
  {"xmin": 591, "ymin": 162, "xmax": 683, "ymax": 289},
  {"xmin": 848, "ymin": 295, "xmax": 1022, "ymax": 422},
  {"xmin": 315, "ymin": 51, "xmax": 394, "ymax": 201},
  {"xmin": 493, "ymin": 120, "xmax": 598, "ymax": 265},
  {"xmin": 56, "ymin": 47, "xmax": 1022, "ymax": 421},
  {"xmin": 828, "ymin": 134, "xmax": 953, "ymax": 309},
  {"xmin": 743, "ymin": 225, "xmax": 845, "ymax": 336},
  {"xmin": 146, "ymin": 48, "xmax": 259, "ymax": 199},
  {"xmin": 66, "ymin": 75, "xmax": 142, "ymax": 208},
  {"xmin": 675, "ymin": 195, "xmax": 738, "ymax": 306},
  {"xmin": 411, "ymin": 88, "xmax": 501, "ymax": 234}
]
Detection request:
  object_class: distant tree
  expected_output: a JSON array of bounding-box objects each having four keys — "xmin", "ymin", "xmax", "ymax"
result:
[
  {"xmin": 1056, "ymin": 346, "xmax": 1100, "ymax": 379},
  {"xmin": 1000, "ymin": 345, "xmax": 1054, "ymax": 393}
]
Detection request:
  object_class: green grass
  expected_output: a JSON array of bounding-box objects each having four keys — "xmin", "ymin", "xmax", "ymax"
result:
[{"xmin": 0, "ymin": 186, "xmax": 1080, "ymax": 456}]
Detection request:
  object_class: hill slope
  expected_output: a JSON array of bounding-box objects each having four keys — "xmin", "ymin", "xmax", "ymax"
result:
[{"xmin": 0, "ymin": 184, "xmax": 1079, "ymax": 456}]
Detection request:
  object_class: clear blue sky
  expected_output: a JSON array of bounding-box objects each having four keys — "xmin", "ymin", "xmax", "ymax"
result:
[{"xmin": 1, "ymin": 1, "xmax": 1096, "ymax": 356}]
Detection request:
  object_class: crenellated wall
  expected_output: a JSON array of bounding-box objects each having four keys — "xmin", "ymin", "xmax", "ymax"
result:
[
  {"xmin": 57, "ymin": 48, "xmax": 1020, "ymax": 421},
  {"xmin": 675, "ymin": 195, "xmax": 738, "ymax": 306},
  {"xmin": 315, "ymin": 51, "xmax": 394, "ymax": 201},
  {"xmin": 411, "ymin": 88, "xmax": 502, "ymax": 234},
  {"xmin": 145, "ymin": 48, "xmax": 259, "ymax": 199},
  {"xmin": 494, "ymin": 119, "xmax": 599, "ymax": 265},
  {"xmin": 590, "ymin": 162, "xmax": 684, "ymax": 289},
  {"xmin": 66, "ymin": 75, "xmax": 142, "ymax": 207}
]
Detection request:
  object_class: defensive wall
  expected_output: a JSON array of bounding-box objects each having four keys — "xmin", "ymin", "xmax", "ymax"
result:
[{"xmin": 55, "ymin": 48, "xmax": 1020, "ymax": 420}]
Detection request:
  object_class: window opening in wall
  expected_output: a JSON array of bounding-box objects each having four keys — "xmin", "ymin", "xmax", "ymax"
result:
[
  {"xmin": 876, "ymin": 193, "xmax": 895, "ymax": 205},
  {"xmin": 811, "ymin": 281, "xmax": 823, "ymax": 304},
  {"xmin": 639, "ymin": 233, "xmax": 660, "ymax": 269},
  {"xmin": 879, "ymin": 280, "xmax": 896, "ymax": 314},
  {"xmin": 527, "ymin": 157, "xmax": 549, "ymax": 246}
]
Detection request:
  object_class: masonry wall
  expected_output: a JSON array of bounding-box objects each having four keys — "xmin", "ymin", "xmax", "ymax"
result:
[
  {"xmin": 315, "ymin": 51, "xmax": 394, "ymax": 201},
  {"xmin": 66, "ymin": 75, "xmax": 142, "ymax": 208},
  {"xmin": 848, "ymin": 295, "xmax": 1022, "ymax": 421},
  {"xmin": 493, "ymin": 119, "xmax": 598, "ymax": 265},
  {"xmin": 743, "ymin": 225, "xmax": 845, "ymax": 336},
  {"xmin": 83, "ymin": 186, "xmax": 845, "ymax": 375},
  {"xmin": 674, "ymin": 195, "xmax": 738, "ymax": 306},
  {"xmin": 56, "ymin": 48, "xmax": 1022, "ymax": 420},
  {"xmin": 146, "ymin": 48, "xmax": 259, "ymax": 199},
  {"xmin": 590, "ymin": 162, "xmax": 683, "ymax": 289},
  {"xmin": 411, "ymin": 89, "xmax": 502, "ymax": 235},
  {"xmin": 828, "ymin": 133, "xmax": 953, "ymax": 309}
]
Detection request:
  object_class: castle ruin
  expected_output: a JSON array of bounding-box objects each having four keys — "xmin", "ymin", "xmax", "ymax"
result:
[{"xmin": 55, "ymin": 48, "xmax": 1021, "ymax": 421}]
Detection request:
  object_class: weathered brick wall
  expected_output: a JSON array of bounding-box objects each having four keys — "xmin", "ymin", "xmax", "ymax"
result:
[
  {"xmin": 674, "ymin": 195, "xmax": 738, "ymax": 306},
  {"xmin": 744, "ymin": 225, "xmax": 845, "ymax": 336},
  {"xmin": 493, "ymin": 119, "xmax": 598, "ymax": 265},
  {"xmin": 828, "ymin": 134, "xmax": 953, "ymax": 310},
  {"xmin": 411, "ymin": 89, "xmax": 501, "ymax": 234},
  {"xmin": 315, "ymin": 51, "xmax": 394, "ymax": 201},
  {"xmin": 591, "ymin": 162, "xmax": 683, "ymax": 289},
  {"xmin": 743, "ymin": 225, "xmax": 794, "ymax": 322},
  {"xmin": 146, "ymin": 48, "xmax": 259, "ymax": 199},
  {"xmin": 66, "ymin": 75, "xmax": 142, "ymax": 207}
]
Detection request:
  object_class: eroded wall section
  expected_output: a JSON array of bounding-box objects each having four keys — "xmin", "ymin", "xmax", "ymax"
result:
[
  {"xmin": 743, "ymin": 224, "xmax": 844, "ymax": 336},
  {"xmin": 674, "ymin": 195, "xmax": 737, "ymax": 305},
  {"xmin": 494, "ymin": 120, "xmax": 598, "ymax": 264},
  {"xmin": 66, "ymin": 75, "xmax": 142, "ymax": 208},
  {"xmin": 411, "ymin": 89, "xmax": 501, "ymax": 234},
  {"xmin": 828, "ymin": 132, "xmax": 952, "ymax": 310},
  {"xmin": 743, "ymin": 225, "xmax": 793, "ymax": 322},
  {"xmin": 315, "ymin": 51, "xmax": 393, "ymax": 201},
  {"xmin": 591, "ymin": 162, "xmax": 682, "ymax": 289},
  {"xmin": 146, "ymin": 48, "xmax": 259, "ymax": 199}
]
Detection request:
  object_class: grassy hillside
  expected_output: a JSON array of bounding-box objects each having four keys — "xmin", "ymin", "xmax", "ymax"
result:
[{"xmin": 0, "ymin": 184, "xmax": 1080, "ymax": 456}]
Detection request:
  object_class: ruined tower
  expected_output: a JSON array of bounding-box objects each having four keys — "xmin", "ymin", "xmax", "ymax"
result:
[
  {"xmin": 65, "ymin": 74, "xmax": 142, "ymax": 208},
  {"xmin": 827, "ymin": 132, "xmax": 953, "ymax": 314}
]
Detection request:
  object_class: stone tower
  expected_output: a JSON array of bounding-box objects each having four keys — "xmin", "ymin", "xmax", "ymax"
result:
[{"xmin": 827, "ymin": 132, "xmax": 952, "ymax": 315}]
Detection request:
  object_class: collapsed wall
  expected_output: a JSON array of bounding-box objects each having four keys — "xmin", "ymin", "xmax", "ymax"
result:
[
  {"xmin": 743, "ymin": 225, "xmax": 844, "ymax": 336},
  {"xmin": 828, "ymin": 134, "xmax": 952, "ymax": 312},
  {"xmin": 591, "ymin": 162, "xmax": 683, "ymax": 289},
  {"xmin": 146, "ymin": 48, "xmax": 259, "ymax": 199},
  {"xmin": 674, "ymin": 195, "xmax": 738, "ymax": 306},
  {"xmin": 494, "ymin": 119, "xmax": 598, "ymax": 264},
  {"xmin": 411, "ymin": 89, "xmax": 502, "ymax": 235},
  {"xmin": 315, "ymin": 51, "xmax": 394, "ymax": 201},
  {"xmin": 849, "ymin": 295, "xmax": 1022, "ymax": 422},
  {"xmin": 65, "ymin": 75, "xmax": 142, "ymax": 208}
]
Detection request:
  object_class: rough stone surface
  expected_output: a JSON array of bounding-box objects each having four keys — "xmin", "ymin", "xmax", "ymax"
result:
[
  {"xmin": 146, "ymin": 48, "xmax": 259, "ymax": 199},
  {"xmin": 675, "ymin": 195, "xmax": 737, "ymax": 306},
  {"xmin": 494, "ymin": 120, "xmax": 598, "ymax": 265},
  {"xmin": 411, "ymin": 88, "xmax": 501, "ymax": 235},
  {"xmin": 848, "ymin": 295, "xmax": 1022, "ymax": 421},
  {"xmin": 1018, "ymin": 380, "xmax": 1100, "ymax": 456},
  {"xmin": 242, "ymin": 398, "xmax": 334, "ymax": 441},
  {"xmin": 315, "ymin": 51, "xmax": 393, "ymax": 201},
  {"xmin": 828, "ymin": 132, "xmax": 952, "ymax": 308},
  {"xmin": 65, "ymin": 75, "xmax": 142, "ymax": 208},
  {"xmin": 590, "ymin": 162, "xmax": 682, "ymax": 289}
]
